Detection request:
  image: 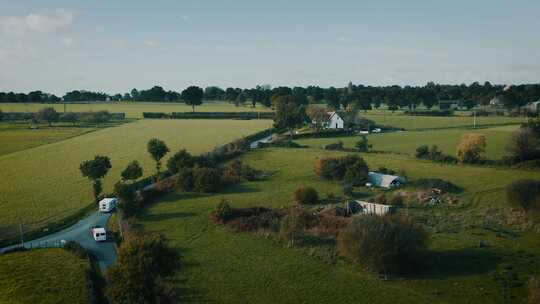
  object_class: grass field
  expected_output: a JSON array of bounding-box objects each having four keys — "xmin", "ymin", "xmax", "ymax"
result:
[
  {"xmin": 0, "ymin": 249, "xmax": 90, "ymax": 304},
  {"xmin": 0, "ymin": 101, "xmax": 272, "ymax": 118},
  {"xmin": 297, "ymin": 125, "xmax": 518, "ymax": 160},
  {"xmin": 0, "ymin": 119, "xmax": 272, "ymax": 238},
  {"xmin": 0, "ymin": 123, "xmax": 95, "ymax": 156},
  {"xmin": 140, "ymin": 147, "xmax": 540, "ymax": 303},
  {"xmin": 362, "ymin": 112, "xmax": 526, "ymax": 130}
]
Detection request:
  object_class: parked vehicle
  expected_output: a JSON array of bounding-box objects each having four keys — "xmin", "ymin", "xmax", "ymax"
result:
[
  {"xmin": 98, "ymin": 197, "xmax": 117, "ymax": 213},
  {"xmin": 91, "ymin": 226, "xmax": 107, "ymax": 242},
  {"xmin": 372, "ymin": 128, "xmax": 382, "ymax": 133}
]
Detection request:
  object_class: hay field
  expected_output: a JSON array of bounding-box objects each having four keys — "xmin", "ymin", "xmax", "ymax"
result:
[{"xmin": 0, "ymin": 119, "xmax": 272, "ymax": 231}]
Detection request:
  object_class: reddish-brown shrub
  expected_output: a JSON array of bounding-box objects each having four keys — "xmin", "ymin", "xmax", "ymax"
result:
[{"xmin": 294, "ymin": 186, "xmax": 319, "ymax": 205}]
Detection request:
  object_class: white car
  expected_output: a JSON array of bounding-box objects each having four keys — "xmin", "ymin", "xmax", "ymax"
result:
[
  {"xmin": 372, "ymin": 128, "xmax": 382, "ymax": 133},
  {"xmin": 91, "ymin": 227, "xmax": 107, "ymax": 242}
]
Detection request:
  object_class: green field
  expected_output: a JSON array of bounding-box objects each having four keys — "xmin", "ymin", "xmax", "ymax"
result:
[
  {"xmin": 140, "ymin": 147, "xmax": 540, "ymax": 303},
  {"xmin": 362, "ymin": 112, "xmax": 526, "ymax": 130},
  {"xmin": 0, "ymin": 123, "xmax": 95, "ymax": 156},
  {"xmin": 0, "ymin": 119, "xmax": 272, "ymax": 239},
  {"xmin": 297, "ymin": 125, "xmax": 518, "ymax": 160},
  {"xmin": 0, "ymin": 249, "xmax": 90, "ymax": 304},
  {"xmin": 0, "ymin": 101, "xmax": 272, "ymax": 118}
]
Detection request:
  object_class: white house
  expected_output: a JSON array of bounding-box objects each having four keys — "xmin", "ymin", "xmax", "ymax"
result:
[
  {"xmin": 367, "ymin": 172, "xmax": 406, "ymax": 189},
  {"xmin": 99, "ymin": 198, "xmax": 117, "ymax": 213},
  {"xmin": 523, "ymin": 101, "xmax": 540, "ymax": 113},
  {"xmin": 489, "ymin": 96, "xmax": 504, "ymax": 107},
  {"xmin": 325, "ymin": 111, "xmax": 344, "ymax": 129},
  {"xmin": 355, "ymin": 200, "xmax": 395, "ymax": 216}
]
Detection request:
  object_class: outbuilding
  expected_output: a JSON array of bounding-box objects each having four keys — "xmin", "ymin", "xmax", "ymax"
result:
[
  {"xmin": 98, "ymin": 198, "xmax": 117, "ymax": 213},
  {"xmin": 325, "ymin": 111, "xmax": 344, "ymax": 129},
  {"xmin": 367, "ymin": 172, "xmax": 406, "ymax": 189},
  {"xmin": 355, "ymin": 200, "xmax": 395, "ymax": 216}
]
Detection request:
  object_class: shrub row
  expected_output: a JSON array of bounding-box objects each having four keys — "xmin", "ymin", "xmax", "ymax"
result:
[
  {"xmin": 315, "ymin": 155, "xmax": 369, "ymax": 186},
  {"xmin": 0, "ymin": 111, "xmax": 125, "ymax": 122},
  {"xmin": 415, "ymin": 145, "xmax": 458, "ymax": 164},
  {"xmin": 142, "ymin": 111, "xmax": 275, "ymax": 119},
  {"xmin": 404, "ymin": 110, "xmax": 454, "ymax": 116}
]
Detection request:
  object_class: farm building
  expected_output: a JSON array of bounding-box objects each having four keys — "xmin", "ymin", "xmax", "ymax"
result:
[
  {"xmin": 355, "ymin": 200, "xmax": 395, "ymax": 216},
  {"xmin": 523, "ymin": 101, "xmax": 540, "ymax": 113},
  {"xmin": 438, "ymin": 100, "xmax": 461, "ymax": 110},
  {"xmin": 324, "ymin": 111, "xmax": 344, "ymax": 129},
  {"xmin": 489, "ymin": 96, "xmax": 504, "ymax": 107},
  {"xmin": 367, "ymin": 172, "xmax": 407, "ymax": 189}
]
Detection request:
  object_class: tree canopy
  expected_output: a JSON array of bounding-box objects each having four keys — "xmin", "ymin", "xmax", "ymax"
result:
[{"xmin": 181, "ymin": 86, "xmax": 204, "ymax": 112}]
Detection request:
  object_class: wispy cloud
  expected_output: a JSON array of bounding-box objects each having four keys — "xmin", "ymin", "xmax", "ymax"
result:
[
  {"xmin": 0, "ymin": 9, "xmax": 76, "ymax": 36},
  {"xmin": 143, "ymin": 40, "xmax": 158, "ymax": 48}
]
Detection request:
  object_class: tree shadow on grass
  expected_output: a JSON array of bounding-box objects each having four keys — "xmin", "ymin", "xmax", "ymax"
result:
[
  {"xmin": 141, "ymin": 212, "xmax": 197, "ymax": 222},
  {"xmin": 411, "ymin": 247, "xmax": 503, "ymax": 279},
  {"xmin": 170, "ymin": 247, "xmax": 211, "ymax": 303}
]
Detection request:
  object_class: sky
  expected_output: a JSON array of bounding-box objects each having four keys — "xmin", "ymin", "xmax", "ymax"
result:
[{"xmin": 0, "ymin": 0, "xmax": 539, "ymax": 95}]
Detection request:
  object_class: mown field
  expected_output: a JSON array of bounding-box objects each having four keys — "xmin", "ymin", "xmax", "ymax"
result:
[
  {"xmin": 0, "ymin": 119, "xmax": 272, "ymax": 239},
  {"xmin": 0, "ymin": 123, "xmax": 95, "ymax": 156},
  {"xmin": 0, "ymin": 248, "xmax": 90, "ymax": 304},
  {"xmin": 0, "ymin": 101, "xmax": 272, "ymax": 119},
  {"xmin": 297, "ymin": 125, "xmax": 518, "ymax": 160},
  {"xmin": 362, "ymin": 112, "xmax": 526, "ymax": 130},
  {"xmin": 140, "ymin": 147, "xmax": 540, "ymax": 303}
]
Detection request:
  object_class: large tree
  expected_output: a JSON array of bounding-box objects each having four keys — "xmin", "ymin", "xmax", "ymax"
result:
[
  {"xmin": 35, "ymin": 107, "xmax": 59, "ymax": 126},
  {"xmin": 181, "ymin": 86, "xmax": 204, "ymax": 112},
  {"xmin": 456, "ymin": 133, "xmax": 486, "ymax": 164},
  {"xmin": 79, "ymin": 155, "xmax": 112, "ymax": 203},
  {"xmin": 506, "ymin": 128, "xmax": 540, "ymax": 163},
  {"xmin": 273, "ymin": 95, "xmax": 307, "ymax": 139},
  {"xmin": 147, "ymin": 138, "xmax": 169, "ymax": 180},
  {"xmin": 306, "ymin": 106, "xmax": 328, "ymax": 132}
]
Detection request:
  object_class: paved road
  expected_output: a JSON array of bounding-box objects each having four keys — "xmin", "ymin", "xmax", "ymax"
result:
[
  {"xmin": 0, "ymin": 211, "xmax": 117, "ymax": 272},
  {"xmin": 250, "ymin": 134, "xmax": 273, "ymax": 149}
]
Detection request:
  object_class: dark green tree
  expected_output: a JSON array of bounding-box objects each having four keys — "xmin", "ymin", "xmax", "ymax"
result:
[
  {"xmin": 166, "ymin": 149, "xmax": 194, "ymax": 174},
  {"xmin": 181, "ymin": 86, "xmax": 204, "ymax": 112},
  {"xmin": 79, "ymin": 155, "xmax": 112, "ymax": 203},
  {"xmin": 121, "ymin": 160, "xmax": 143, "ymax": 182},
  {"xmin": 147, "ymin": 138, "xmax": 169, "ymax": 180},
  {"xmin": 35, "ymin": 107, "xmax": 59, "ymax": 126},
  {"xmin": 273, "ymin": 95, "xmax": 307, "ymax": 139}
]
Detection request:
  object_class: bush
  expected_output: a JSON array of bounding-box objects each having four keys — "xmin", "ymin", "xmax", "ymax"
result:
[
  {"xmin": 415, "ymin": 145, "xmax": 429, "ymax": 158},
  {"xmin": 323, "ymin": 141, "xmax": 344, "ymax": 150},
  {"xmin": 389, "ymin": 193, "xmax": 405, "ymax": 206},
  {"xmin": 294, "ymin": 186, "xmax": 319, "ymax": 205},
  {"xmin": 279, "ymin": 207, "xmax": 314, "ymax": 246},
  {"xmin": 412, "ymin": 178, "xmax": 463, "ymax": 193},
  {"xmin": 338, "ymin": 215, "xmax": 428, "ymax": 274},
  {"xmin": 221, "ymin": 160, "xmax": 242, "ymax": 186},
  {"xmin": 114, "ymin": 181, "xmax": 138, "ymax": 217},
  {"xmin": 214, "ymin": 199, "xmax": 233, "ymax": 223},
  {"xmin": 63, "ymin": 241, "xmax": 88, "ymax": 259},
  {"xmin": 529, "ymin": 276, "xmax": 540, "ymax": 304},
  {"xmin": 176, "ymin": 168, "xmax": 194, "ymax": 191},
  {"xmin": 193, "ymin": 167, "xmax": 222, "ymax": 193},
  {"xmin": 355, "ymin": 135, "xmax": 371, "ymax": 152},
  {"xmin": 507, "ymin": 179, "xmax": 540, "ymax": 211},
  {"xmin": 456, "ymin": 134, "xmax": 487, "ymax": 164},
  {"xmin": 315, "ymin": 155, "xmax": 369, "ymax": 186},
  {"xmin": 166, "ymin": 149, "xmax": 195, "ymax": 174},
  {"xmin": 377, "ymin": 166, "xmax": 395, "ymax": 175}
]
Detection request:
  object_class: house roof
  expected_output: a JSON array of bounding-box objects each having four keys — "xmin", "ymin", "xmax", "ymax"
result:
[
  {"xmin": 326, "ymin": 111, "xmax": 343, "ymax": 121},
  {"xmin": 368, "ymin": 172, "xmax": 406, "ymax": 188}
]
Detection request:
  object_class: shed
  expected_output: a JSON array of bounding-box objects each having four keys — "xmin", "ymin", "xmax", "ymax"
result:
[
  {"xmin": 355, "ymin": 200, "xmax": 395, "ymax": 216},
  {"xmin": 368, "ymin": 172, "xmax": 406, "ymax": 189}
]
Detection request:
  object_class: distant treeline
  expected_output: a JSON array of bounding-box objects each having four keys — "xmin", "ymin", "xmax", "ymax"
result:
[{"xmin": 1, "ymin": 82, "xmax": 540, "ymax": 110}]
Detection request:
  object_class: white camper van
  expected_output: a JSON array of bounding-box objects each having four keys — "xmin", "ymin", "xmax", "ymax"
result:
[
  {"xmin": 99, "ymin": 198, "xmax": 117, "ymax": 213},
  {"xmin": 91, "ymin": 227, "xmax": 107, "ymax": 242}
]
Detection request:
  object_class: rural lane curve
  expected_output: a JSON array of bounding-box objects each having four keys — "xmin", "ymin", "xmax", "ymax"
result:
[{"xmin": 0, "ymin": 211, "xmax": 116, "ymax": 272}]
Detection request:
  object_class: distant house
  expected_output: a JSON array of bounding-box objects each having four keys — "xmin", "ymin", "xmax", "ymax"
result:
[
  {"xmin": 324, "ymin": 111, "xmax": 344, "ymax": 129},
  {"xmin": 523, "ymin": 100, "xmax": 540, "ymax": 113},
  {"xmin": 355, "ymin": 200, "xmax": 395, "ymax": 216},
  {"xmin": 489, "ymin": 96, "xmax": 504, "ymax": 107},
  {"xmin": 367, "ymin": 172, "xmax": 406, "ymax": 189}
]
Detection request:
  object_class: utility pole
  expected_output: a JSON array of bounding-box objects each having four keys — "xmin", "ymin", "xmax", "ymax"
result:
[
  {"xmin": 473, "ymin": 110, "xmax": 477, "ymax": 129},
  {"xmin": 19, "ymin": 222, "xmax": 24, "ymax": 248}
]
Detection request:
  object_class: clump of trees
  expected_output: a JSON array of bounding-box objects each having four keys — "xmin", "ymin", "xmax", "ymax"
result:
[
  {"xmin": 506, "ymin": 119, "xmax": 540, "ymax": 165},
  {"xmin": 306, "ymin": 106, "xmax": 328, "ymax": 132},
  {"xmin": 456, "ymin": 134, "xmax": 487, "ymax": 164},
  {"xmin": 315, "ymin": 155, "xmax": 369, "ymax": 186},
  {"xmin": 294, "ymin": 186, "xmax": 319, "ymax": 205},
  {"xmin": 337, "ymin": 215, "xmax": 428, "ymax": 274},
  {"xmin": 79, "ymin": 155, "xmax": 112, "ymax": 203},
  {"xmin": 507, "ymin": 179, "xmax": 540, "ymax": 212},
  {"xmin": 35, "ymin": 107, "xmax": 59, "ymax": 126},
  {"xmin": 121, "ymin": 161, "xmax": 143, "ymax": 182},
  {"xmin": 273, "ymin": 94, "xmax": 308, "ymax": 138},
  {"xmin": 106, "ymin": 233, "xmax": 179, "ymax": 303},
  {"xmin": 355, "ymin": 135, "xmax": 371, "ymax": 152}
]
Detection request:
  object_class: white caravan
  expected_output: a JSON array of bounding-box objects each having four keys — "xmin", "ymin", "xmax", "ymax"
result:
[
  {"xmin": 92, "ymin": 227, "xmax": 107, "ymax": 242},
  {"xmin": 98, "ymin": 198, "xmax": 117, "ymax": 213}
]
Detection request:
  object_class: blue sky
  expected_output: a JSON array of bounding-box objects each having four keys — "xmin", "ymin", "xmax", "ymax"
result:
[{"xmin": 0, "ymin": 0, "xmax": 539, "ymax": 94}]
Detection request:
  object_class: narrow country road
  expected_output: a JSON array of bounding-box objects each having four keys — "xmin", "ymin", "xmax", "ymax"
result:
[{"xmin": 0, "ymin": 211, "xmax": 116, "ymax": 272}]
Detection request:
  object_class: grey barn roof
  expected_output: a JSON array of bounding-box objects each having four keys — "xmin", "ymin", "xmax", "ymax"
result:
[{"xmin": 368, "ymin": 172, "xmax": 406, "ymax": 188}]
